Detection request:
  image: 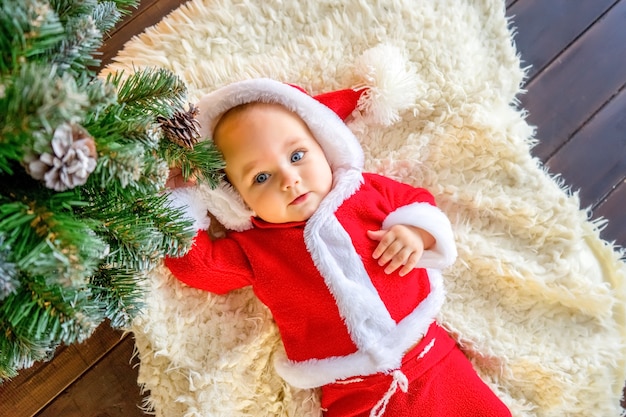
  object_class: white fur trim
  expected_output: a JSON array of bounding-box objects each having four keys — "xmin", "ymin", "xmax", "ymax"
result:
[
  {"xmin": 306, "ymin": 169, "xmax": 397, "ymax": 351},
  {"xmin": 382, "ymin": 203, "xmax": 458, "ymax": 269},
  {"xmin": 165, "ymin": 187, "xmax": 211, "ymax": 231},
  {"xmin": 165, "ymin": 183, "xmax": 253, "ymax": 232},
  {"xmin": 274, "ymin": 269, "xmax": 445, "ymax": 389}
]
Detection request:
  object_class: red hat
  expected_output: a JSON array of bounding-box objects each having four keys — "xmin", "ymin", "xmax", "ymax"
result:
[{"xmin": 289, "ymin": 84, "xmax": 366, "ymax": 121}]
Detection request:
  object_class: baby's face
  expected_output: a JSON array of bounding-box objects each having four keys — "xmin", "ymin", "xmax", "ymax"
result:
[{"xmin": 215, "ymin": 103, "xmax": 333, "ymax": 223}]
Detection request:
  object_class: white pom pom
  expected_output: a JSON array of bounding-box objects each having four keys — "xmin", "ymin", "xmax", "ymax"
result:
[{"xmin": 352, "ymin": 44, "xmax": 420, "ymax": 126}]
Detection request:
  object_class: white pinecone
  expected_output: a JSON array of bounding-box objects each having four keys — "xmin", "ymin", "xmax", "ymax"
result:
[{"xmin": 27, "ymin": 123, "xmax": 98, "ymax": 191}]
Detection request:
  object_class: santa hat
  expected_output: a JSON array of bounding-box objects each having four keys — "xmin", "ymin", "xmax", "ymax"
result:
[{"xmin": 169, "ymin": 43, "xmax": 420, "ymax": 231}]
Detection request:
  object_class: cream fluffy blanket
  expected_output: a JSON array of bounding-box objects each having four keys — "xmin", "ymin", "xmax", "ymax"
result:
[{"xmin": 103, "ymin": 1, "xmax": 626, "ymax": 416}]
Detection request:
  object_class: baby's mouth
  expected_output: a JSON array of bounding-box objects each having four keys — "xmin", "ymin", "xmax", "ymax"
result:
[{"xmin": 289, "ymin": 192, "xmax": 309, "ymax": 205}]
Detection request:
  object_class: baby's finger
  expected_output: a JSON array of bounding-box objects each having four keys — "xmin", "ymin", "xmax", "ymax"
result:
[
  {"xmin": 368, "ymin": 230, "xmax": 386, "ymax": 259},
  {"xmin": 377, "ymin": 239, "xmax": 404, "ymax": 266},
  {"xmin": 369, "ymin": 230, "xmax": 395, "ymax": 260},
  {"xmin": 383, "ymin": 246, "xmax": 413, "ymax": 274},
  {"xmin": 384, "ymin": 257, "xmax": 404, "ymax": 274},
  {"xmin": 398, "ymin": 251, "xmax": 421, "ymax": 276}
]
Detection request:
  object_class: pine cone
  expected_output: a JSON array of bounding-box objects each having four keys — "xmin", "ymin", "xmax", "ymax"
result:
[
  {"xmin": 26, "ymin": 123, "xmax": 98, "ymax": 192},
  {"xmin": 158, "ymin": 103, "xmax": 201, "ymax": 148}
]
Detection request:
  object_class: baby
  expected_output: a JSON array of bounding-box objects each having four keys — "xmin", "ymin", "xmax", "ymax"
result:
[{"xmin": 165, "ymin": 78, "xmax": 511, "ymax": 417}]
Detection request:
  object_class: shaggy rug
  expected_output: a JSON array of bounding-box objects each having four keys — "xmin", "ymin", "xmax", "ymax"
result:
[{"xmin": 103, "ymin": 0, "xmax": 626, "ymax": 416}]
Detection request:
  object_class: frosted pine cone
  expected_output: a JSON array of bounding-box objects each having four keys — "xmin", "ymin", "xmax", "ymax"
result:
[{"xmin": 27, "ymin": 123, "xmax": 98, "ymax": 191}]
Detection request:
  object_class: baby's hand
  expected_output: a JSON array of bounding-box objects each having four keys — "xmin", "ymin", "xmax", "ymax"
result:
[
  {"xmin": 166, "ymin": 167, "xmax": 197, "ymax": 188},
  {"xmin": 367, "ymin": 225, "xmax": 434, "ymax": 276}
]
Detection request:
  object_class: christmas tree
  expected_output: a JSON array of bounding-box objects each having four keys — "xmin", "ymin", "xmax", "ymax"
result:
[{"xmin": 0, "ymin": 0, "xmax": 223, "ymax": 379}]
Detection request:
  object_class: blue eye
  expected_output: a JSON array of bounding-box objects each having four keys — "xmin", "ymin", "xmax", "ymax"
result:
[
  {"xmin": 291, "ymin": 151, "xmax": 304, "ymax": 163},
  {"xmin": 254, "ymin": 173, "xmax": 270, "ymax": 184}
]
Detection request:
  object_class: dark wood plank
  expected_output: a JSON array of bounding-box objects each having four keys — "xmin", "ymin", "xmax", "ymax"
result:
[
  {"xmin": 518, "ymin": 0, "xmax": 626, "ymax": 162},
  {"xmin": 594, "ymin": 180, "xmax": 626, "ymax": 247},
  {"xmin": 545, "ymin": 85, "xmax": 626, "ymax": 211},
  {"xmin": 507, "ymin": 0, "xmax": 617, "ymax": 81},
  {"xmin": 36, "ymin": 336, "xmax": 146, "ymax": 417},
  {"xmin": 98, "ymin": 0, "xmax": 184, "ymax": 69},
  {"xmin": 0, "ymin": 323, "xmax": 125, "ymax": 417}
]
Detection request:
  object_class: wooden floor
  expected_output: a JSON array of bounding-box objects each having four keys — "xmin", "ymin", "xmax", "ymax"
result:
[{"xmin": 1, "ymin": 0, "xmax": 624, "ymax": 415}]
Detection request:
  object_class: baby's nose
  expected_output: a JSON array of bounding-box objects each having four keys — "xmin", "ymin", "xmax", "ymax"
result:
[{"xmin": 281, "ymin": 168, "xmax": 301, "ymax": 189}]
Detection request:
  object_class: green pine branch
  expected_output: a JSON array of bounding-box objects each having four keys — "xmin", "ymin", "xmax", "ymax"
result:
[
  {"xmin": 0, "ymin": 0, "xmax": 224, "ymax": 380},
  {"xmin": 112, "ymin": 67, "xmax": 187, "ymax": 118},
  {"xmin": 160, "ymin": 139, "xmax": 225, "ymax": 188},
  {"xmin": 0, "ymin": 272, "xmax": 104, "ymax": 379},
  {"xmin": 0, "ymin": 62, "xmax": 94, "ymax": 152},
  {"xmin": 90, "ymin": 266, "xmax": 145, "ymax": 328},
  {"xmin": 0, "ymin": 0, "xmax": 65, "ymax": 73},
  {"xmin": 0, "ymin": 190, "xmax": 108, "ymax": 288},
  {"xmin": 0, "ymin": 235, "xmax": 20, "ymax": 300}
]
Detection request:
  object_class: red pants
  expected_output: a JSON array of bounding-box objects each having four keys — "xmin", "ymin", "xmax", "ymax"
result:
[{"xmin": 321, "ymin": 323, "xmax": 512, "ymax": 417}]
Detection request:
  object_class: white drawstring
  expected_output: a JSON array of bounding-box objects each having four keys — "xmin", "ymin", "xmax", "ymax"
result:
[
  {"xmin": 417, "ymin": 337, "xmax": 436, "ymax": 360},
  {"xmin": 370, "ymin": 370, "xmax": 409, "ymax": 417},
  {"xmin": 334, "ymin": 376, "xmax": 365, "ymax": 385}
]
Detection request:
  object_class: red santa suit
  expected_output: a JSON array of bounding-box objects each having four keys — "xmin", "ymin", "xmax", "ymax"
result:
[{"xmin": 165, "ymin": 78, "xmax": 512, "ymax": 417}]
